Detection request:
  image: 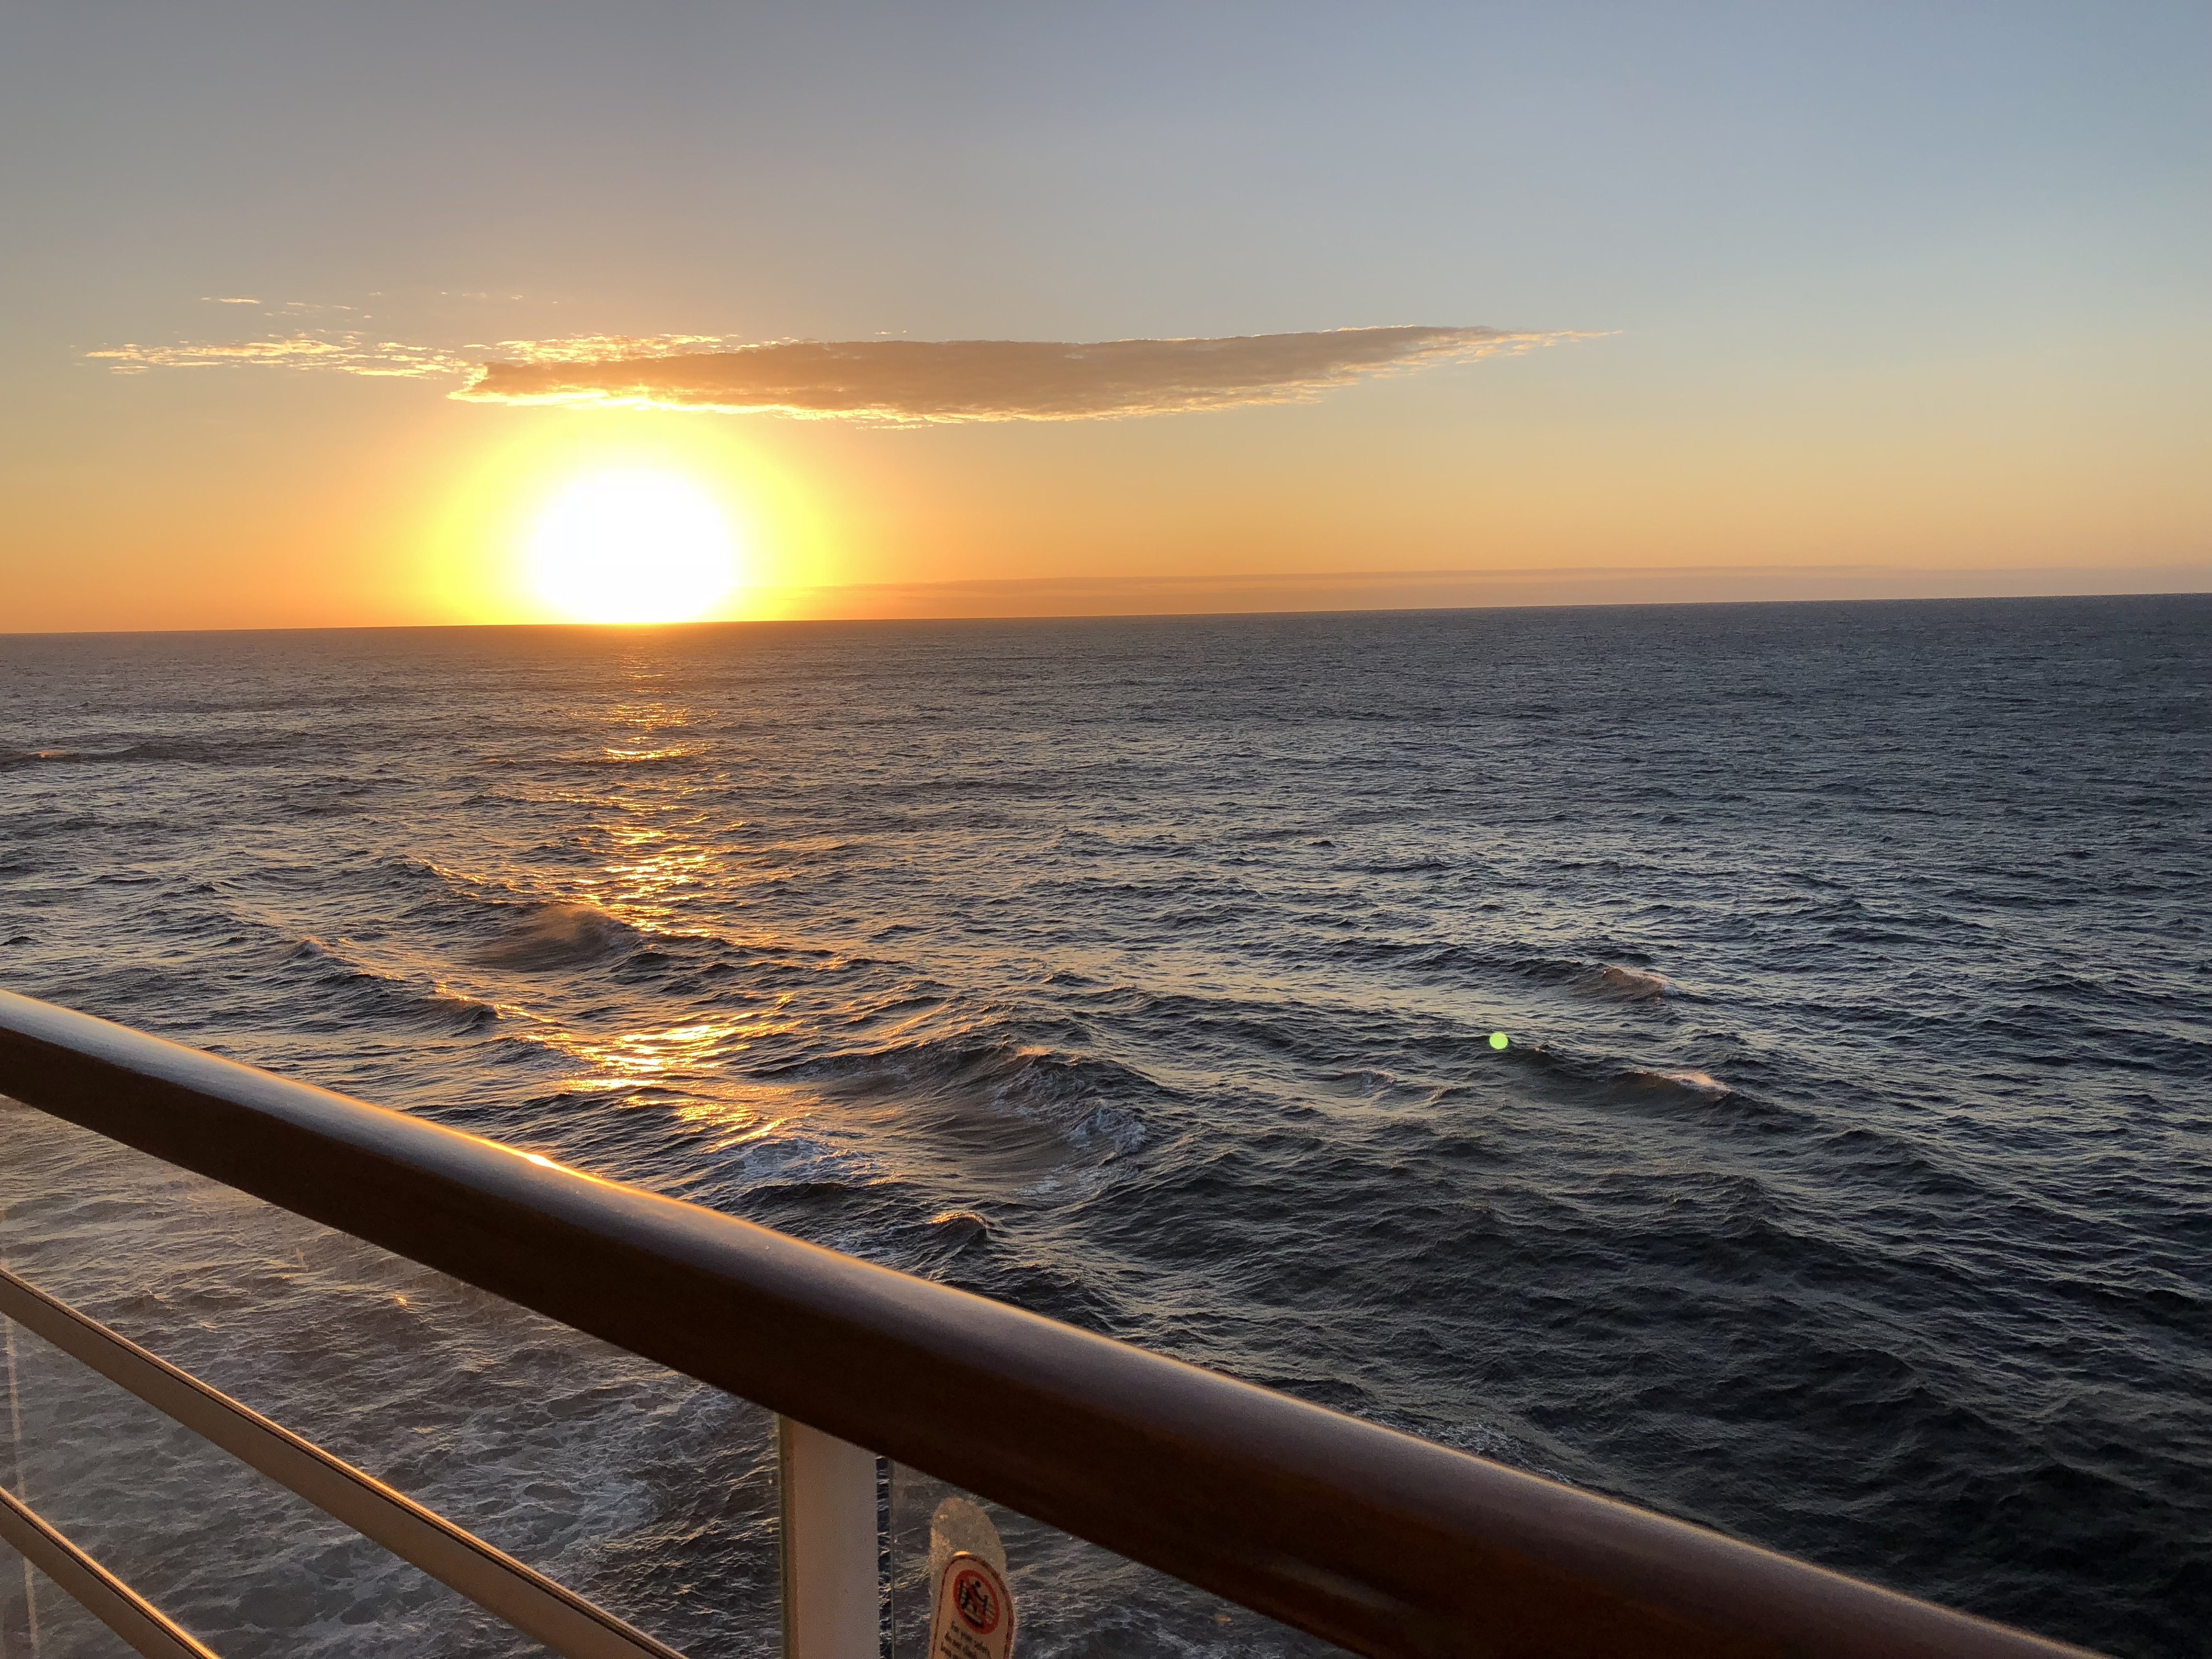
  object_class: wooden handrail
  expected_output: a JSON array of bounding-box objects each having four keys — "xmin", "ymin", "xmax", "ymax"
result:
[{"xmin": 0, "ymin": 988, "xmax": 2101, "ymax": 1659}]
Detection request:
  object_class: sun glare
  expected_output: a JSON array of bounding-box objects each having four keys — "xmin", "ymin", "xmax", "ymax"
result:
[{"xmin": 526, "ymin": 470, "xmax": 743, "ymax": 624}]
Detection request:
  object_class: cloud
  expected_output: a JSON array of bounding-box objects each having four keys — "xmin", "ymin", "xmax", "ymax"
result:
[
  {"xmin": 88, "ymin": 334, "xmax": 467, "ymax": 379},
  {"xmin": 84, "ymin": 327, "xmax": 755, "ymax": 382},
  {"xmin": 86, "ymin": 320, "xmax": 1594, "ymax": 417},
  {"xmin": 479, "ymin": 332, "xmax": 747, "ymax": 366},
  {"xmin": 454, "ymin": 326, "xmax": 1581, "ymax": 422}
]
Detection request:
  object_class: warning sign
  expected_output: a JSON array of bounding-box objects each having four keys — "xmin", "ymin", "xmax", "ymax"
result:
[{"xmin": 928, "ymin": 1551, "xmax": 1014, "ymax": 1659}]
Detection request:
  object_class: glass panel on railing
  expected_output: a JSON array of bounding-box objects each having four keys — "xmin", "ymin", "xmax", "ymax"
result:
[
  {"xmin": 0, "ymin": 1100, "xmax": 782, "ymax": 1659},
  {"xmin": 0, "ymin": 1556, "xmax": 142, "ymax": 1659},
  {"xmin": 886, "ymin": 1462, "xmax": 1343, "ymax": 1659}
]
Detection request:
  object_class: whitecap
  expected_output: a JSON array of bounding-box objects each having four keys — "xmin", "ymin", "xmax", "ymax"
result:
[
  {"xmin": 1634, "ymin": 1066, "xmax": 1732, "ymax": 1098},
  {"xmin": 1592, "ymin": 964, "xmax": 1675, "ymax": 1001}
]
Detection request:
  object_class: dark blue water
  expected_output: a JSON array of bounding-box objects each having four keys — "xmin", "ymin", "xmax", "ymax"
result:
[{"xmin": 2, "ymin": 596, "xmax": 2208, "ymax": 1659}]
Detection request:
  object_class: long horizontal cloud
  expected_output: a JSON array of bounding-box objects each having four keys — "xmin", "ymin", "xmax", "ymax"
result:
[{"xmin": 455, "ymin": 326, "xmax": 1581, "ymax": 422}]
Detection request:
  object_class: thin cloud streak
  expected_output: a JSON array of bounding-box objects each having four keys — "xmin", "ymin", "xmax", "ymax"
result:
[
  {"xmin": 88, "ymin": 334, "xmax": 469, "ymax": 378},
  {"xmin": 84, "ymin": 329, "xmax": 739, "ymax": 381},
  {"xmin": 456, "ymin": 326, "xmax": 1584, "ymax": 421}
]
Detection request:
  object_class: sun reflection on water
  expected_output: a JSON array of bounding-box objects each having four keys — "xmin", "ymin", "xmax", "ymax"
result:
[
  {"xmin": 505, "ymin": 678, "xmax": 818, "ymax": 1138},
  {"xmin": 552, "ymin": 1014, "xmax": 784, "ymax": 1080}
]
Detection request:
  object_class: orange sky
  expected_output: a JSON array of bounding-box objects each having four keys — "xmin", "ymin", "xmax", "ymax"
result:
[
  {"xmin": 2, "ymin": 5, "xmax": 2207, "ymax": 632},
  {"xmin": 7, "ymin": 341, "xmax": 2204, "ymax": 634}
]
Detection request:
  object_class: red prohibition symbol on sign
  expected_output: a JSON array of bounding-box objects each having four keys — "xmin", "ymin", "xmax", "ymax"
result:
[{"xmin": 952, "ymin": 1568, "xmax": 1002, "ymax": 1635}]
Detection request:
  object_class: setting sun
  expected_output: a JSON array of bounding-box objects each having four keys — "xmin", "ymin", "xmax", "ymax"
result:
[{"xmin": 524, "ymin": 470, "xmax": 742, "ymax": 624}]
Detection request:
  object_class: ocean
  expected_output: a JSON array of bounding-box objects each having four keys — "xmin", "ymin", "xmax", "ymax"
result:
[{"xmin": 1, "ymin": 596, "xmax": 2207, "ymax": 1659}]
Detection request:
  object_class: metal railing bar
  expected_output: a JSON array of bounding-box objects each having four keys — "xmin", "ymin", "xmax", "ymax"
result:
[
  {"xmin": 0, "ymin": 1265, "xmax": 687, "ymax": 1659},
  {"xmin": 776, "ymin": 1417, "xmax": 879, "ymax": 1659},
  {"xmin": 0, "ymin": 1481, "xmax": 221, "ymax": 1659},
  {"xmin": 0, "ymin": 989, "xmax": 2104, "ymax": 1659}
]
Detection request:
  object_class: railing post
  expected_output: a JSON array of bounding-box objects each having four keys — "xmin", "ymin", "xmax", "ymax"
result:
[{"xmin": 777, "ymin": 1417, "xmax": 880, "ymax": 1659}]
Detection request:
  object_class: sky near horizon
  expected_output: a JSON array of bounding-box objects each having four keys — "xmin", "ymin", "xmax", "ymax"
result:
[{"xmin": 2, "ymin": 2, "xmax": 2207, "ymax": 631}]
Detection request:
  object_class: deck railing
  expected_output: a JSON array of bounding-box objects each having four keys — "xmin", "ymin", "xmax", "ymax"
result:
[{"xmin": 0, "ymin": 988, "xmax": 2097, "ymax": 1659}]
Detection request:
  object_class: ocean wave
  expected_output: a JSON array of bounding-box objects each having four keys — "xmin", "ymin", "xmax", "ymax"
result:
[
  {"xmin": 759, "ymin": 1031, "xmax": 1157, "ymax": 1162},
  {"xmin": 1624, "ymin": 1066, "xmax": 1733, "ymax": 1098},
  {"xmin": 1308, "ymin": 937, "xmax": 1497, "ymax": 975},
  {"xmin": 1506, "ymin": 955, "xmax": 1686, "ymax": 1002},
  {"xmin": 923, "ymin": 1208, "xmax": 992, "ymax": 1250},
  {"xmin": 465, "ymin": 900, "xmax": 640, "ymax": 970},
  {"xmin": 577, "ymin": 747, "xmax": 703, "ymax": 767},
  {"xmin": 282, "ymin": 935, "xmax": 503, "ymax": 1034},
  {"xmin": 0, "ymin": 735, "xmax": 306, "ymax": 768},
  {"xmin": 1589, "ymin": 964, "xmax": 1677, "ymax": 1001}
]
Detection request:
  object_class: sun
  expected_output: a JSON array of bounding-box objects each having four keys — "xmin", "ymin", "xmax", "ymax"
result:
[{"xmin": 525, "ymin": 470, "xmax": 743, "ymax": 623}]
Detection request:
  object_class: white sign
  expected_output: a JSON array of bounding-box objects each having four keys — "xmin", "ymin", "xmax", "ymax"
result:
[{"xmin": 927, "ymin": 1550, "xmax": 1014, "ymax": 1659}]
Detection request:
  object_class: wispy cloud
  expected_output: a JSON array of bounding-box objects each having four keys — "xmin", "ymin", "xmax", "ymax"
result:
[
  {"xmin": 456, "ymin": 326, "xmax": 1581, "ymax": 422},
  {"xmin": 471, "ymin": 332, "xmax": 751, "ymax": 372},
  {"xmin": 86, "ymin": 320, "xmax": 1592, "ymax": 418},
  {"xmin": 88, "ymin": 334, "xmax": 469, "ymax": 378},
  {"xmin": 85, "ymin": 320, "xmax": 757, "ymax": 383}
]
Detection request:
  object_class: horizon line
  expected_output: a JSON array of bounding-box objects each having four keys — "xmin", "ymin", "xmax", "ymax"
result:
[{"xmin": 4, "ymin": 561, "xmax": 2207, "ymax": 639}]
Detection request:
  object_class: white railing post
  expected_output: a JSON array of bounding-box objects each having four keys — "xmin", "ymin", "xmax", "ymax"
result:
[{"xmin": 777, "ymin": 1418, "xmax": 880, "ymax": 1659}]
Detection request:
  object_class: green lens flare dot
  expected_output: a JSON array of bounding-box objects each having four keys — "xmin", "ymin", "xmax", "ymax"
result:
[{"xmin": 1488, "ymin": 1031, "xmax": 1510, "ymax": 1051}]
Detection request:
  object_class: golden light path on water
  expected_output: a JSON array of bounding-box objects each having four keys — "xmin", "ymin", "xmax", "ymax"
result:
[{"xmin": 467, "ymin": 675, "xmax": 819, "ymax": 1155}]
